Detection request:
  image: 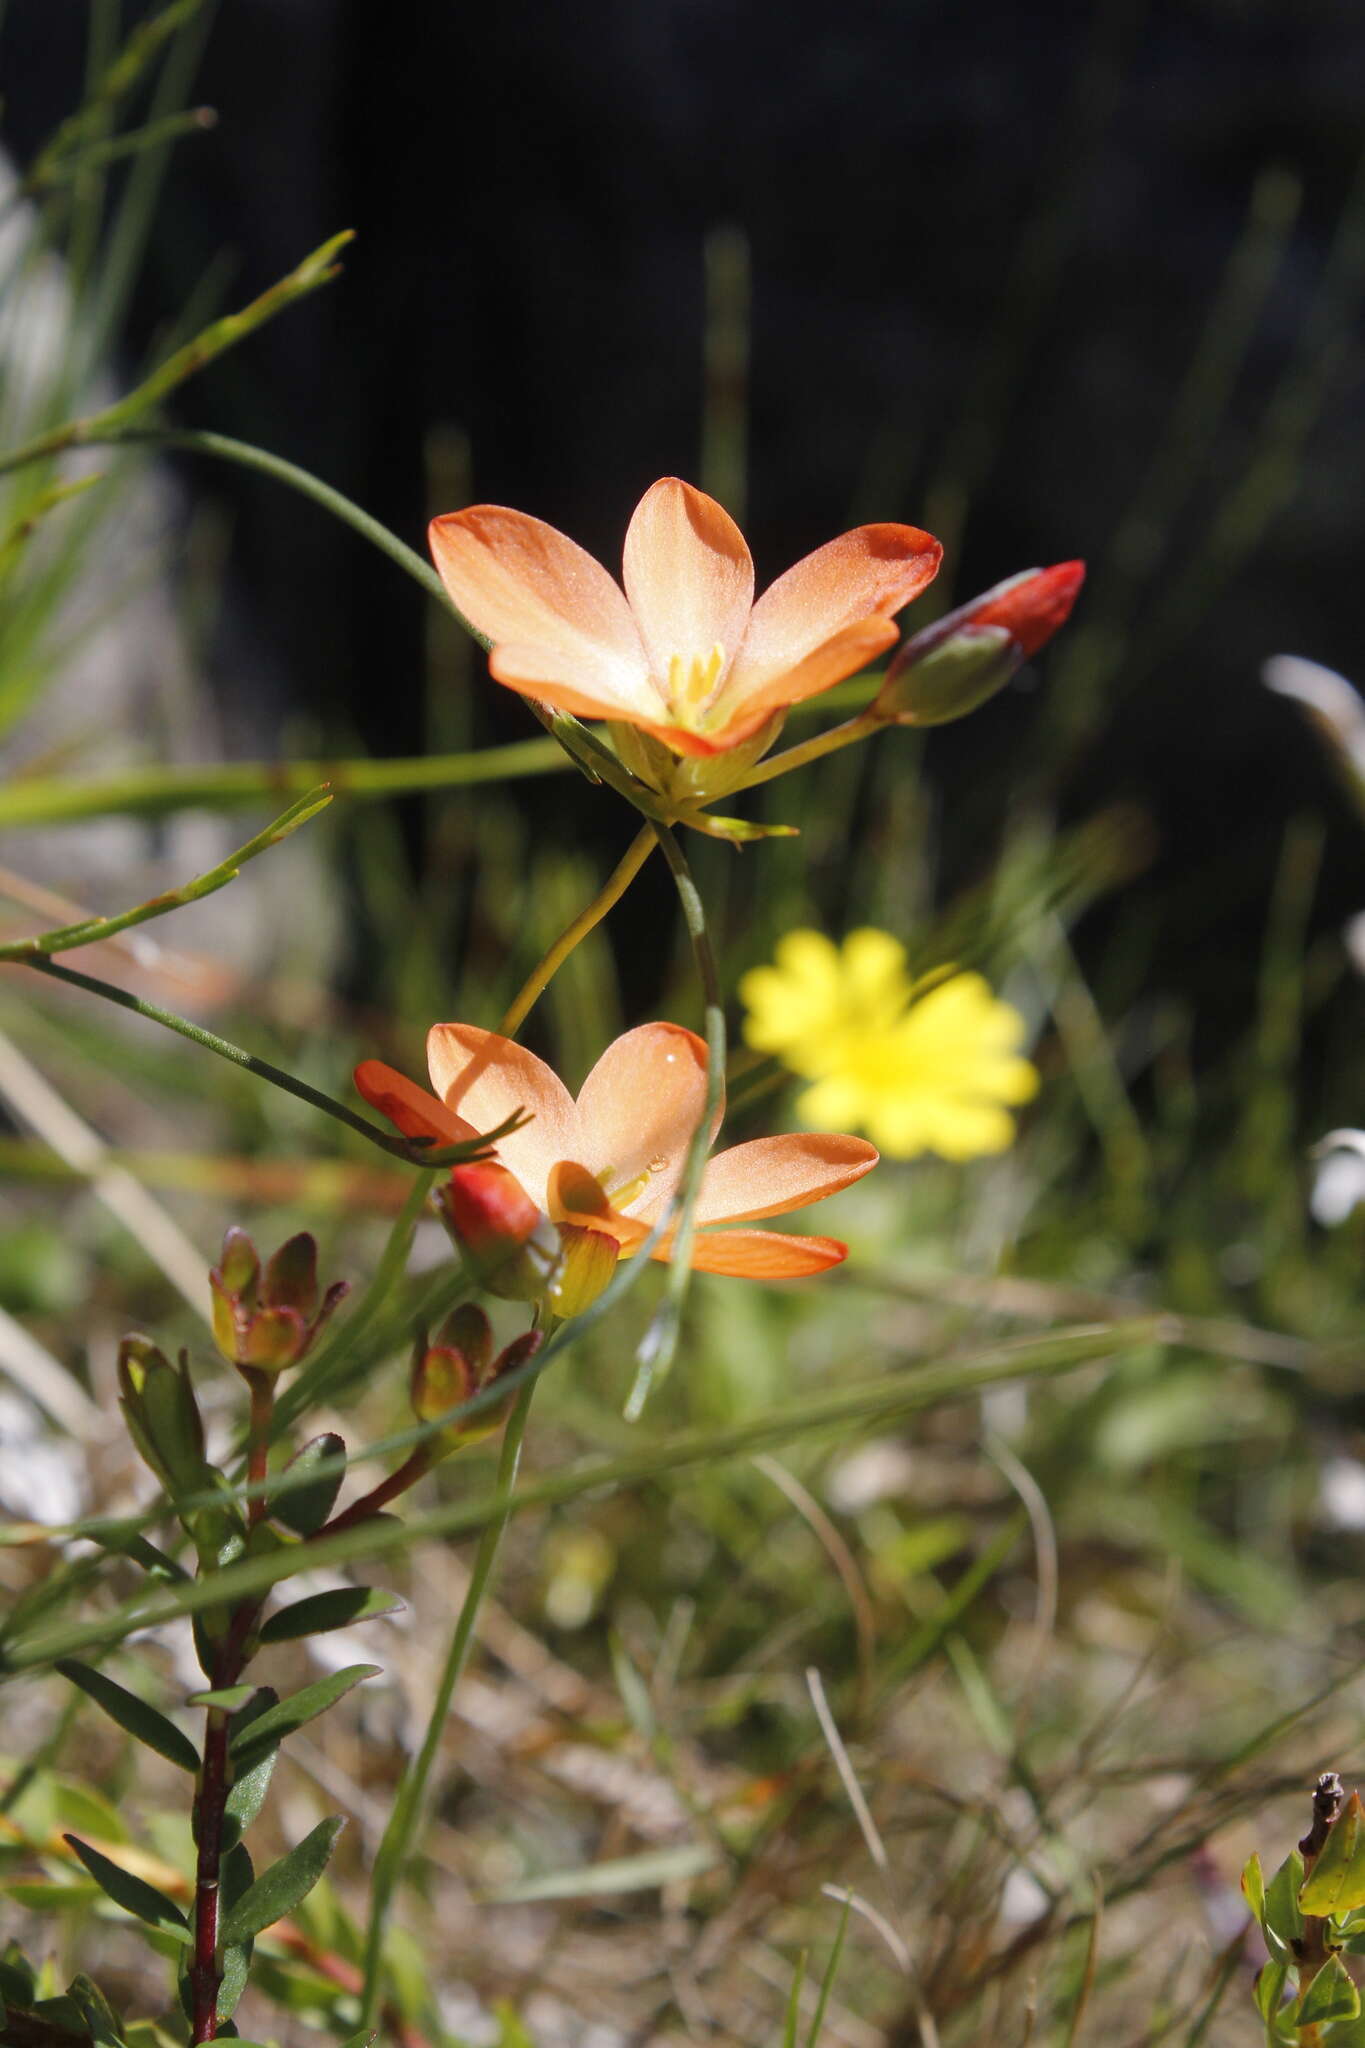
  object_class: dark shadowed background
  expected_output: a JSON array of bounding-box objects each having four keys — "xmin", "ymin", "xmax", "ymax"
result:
[{"xmin": 3, "ymin": 0, "xmax": 1364, "ymax": 1087}]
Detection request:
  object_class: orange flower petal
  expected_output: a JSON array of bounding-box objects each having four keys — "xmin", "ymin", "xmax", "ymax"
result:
[
  {"xmin": 728, "ymin": 523, "xmax": 942, "ymax": 707},
  {"xmin": 545, "ymin": 1161, "xmax": 652, "ymax": 1247},
  {"xmin": 712, "ymin": 616, "xmax": 901, "ymax": 734},
  {"xmin": 488, "ymin": 643, "xmax": 720, "ymax": 752},
  {"xmin": 429, "ymin": 506, "xmax": 652, "ymax": 714},
  {"xmin": 354, "ymin": 1060, "xmax": 479, "ymax": 1147},
  {"xmin": 575, "ymin": 1022, "xmax": 720, "ymax": 1217},
  {"xmin": 622, "ymin": 478, "xmax": 754, "ymax": 687},
  {"xmin": 692, "ymin": 1133, "xmax": 879, "ymax": 1225},
  {"xmin": 426, "ymin": 1024, "xmax": 581, "ymax": 1207},
  {"xmin": 652, "ymin": 1228, "xmax": 848, "ymax": 1278}
]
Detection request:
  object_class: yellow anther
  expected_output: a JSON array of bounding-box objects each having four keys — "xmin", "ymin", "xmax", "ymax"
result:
[{"xmin": 665, "ymin": 642, "xmax": 727, "ymax": 725}]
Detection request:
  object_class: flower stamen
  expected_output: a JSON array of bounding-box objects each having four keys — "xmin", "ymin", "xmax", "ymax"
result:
[{"xmin": 664, "ymin": 642, "xmax": 727, "ymax": 729}]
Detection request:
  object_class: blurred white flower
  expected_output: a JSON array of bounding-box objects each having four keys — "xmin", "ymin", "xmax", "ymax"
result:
[
  {"xmin": 1263, "ymin": 654, "xmax": 1365, "ymax": 781},
  {"xmin": 1311, "ymin": 1129, "xmax": 1365, "ymax": 1225}
]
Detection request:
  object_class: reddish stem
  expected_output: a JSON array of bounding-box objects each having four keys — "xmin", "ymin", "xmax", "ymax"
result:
[
  {"xmin": 321, "ymin": 1447, "xmax": 431, "ymax": 1537},
  {"xmin": 189, "ymin": 1702, "xmax": 231, "ymax": 2041},
  {"xmin": 243, "ymin": 1367, "xmax": 274, "ymax": 1528}
]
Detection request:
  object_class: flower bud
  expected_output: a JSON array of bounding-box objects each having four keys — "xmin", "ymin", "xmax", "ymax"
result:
[
  {"xmin": 209, "ymin": 1228, "xmax": 348, "ymax": 1375},
  {"xmin": 411, "ymin": 1313, "xmax": 541, "ymax": 1455},
  {"xmin": 117, "ymin": 1335, "xmax": 211, "ymax": 1503},
  {"xmin": 874, "ymin": 561, "xmax": 1085, "ymax": 726},
  {"xmin": 433, "ymin": 1162, "xmax": 560, "ymax": 1301}
]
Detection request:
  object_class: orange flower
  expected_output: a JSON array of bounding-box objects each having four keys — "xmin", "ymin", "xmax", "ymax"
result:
[
  {"xmin": 356, "ymin": 1022, "xmax": 877, "ymax": 1280},
  {"xmin": 428, "ymin": 478, "xmax": 942, "ymax": 758}
]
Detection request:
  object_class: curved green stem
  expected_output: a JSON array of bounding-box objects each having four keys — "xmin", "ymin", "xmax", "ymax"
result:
[
  {"xmin": 727, "ymin": 706, "xmax": 882, "ymax": 794},
  {"xmin": 0, "ymin": 740, "xmax": 567, "ymax": 830},
  {"xmin": 498, "ymin": 824, "xmax": 656, "ymax": 1038},
  {"xmin": 17, "ymin": 956, "xmax": 505, "ymax": 1169},
  {"xmin": 357, "ymin": 1380, "xmax": 536, "ymax": 2030},
  {"xmin": 625, "ymin": 821, "xmax": 726, "ymax": 1420}
]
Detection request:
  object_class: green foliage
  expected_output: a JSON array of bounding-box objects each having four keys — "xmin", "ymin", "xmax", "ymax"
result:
[
  {"xmin": 53, "ymin": 1660, "xmax": 199, "ymax": 1774},
  {"xmin": 257, "ymin": 1586, "xmax": 401, "ymax": 1643},
  {"xmin": 217, "ymin": 1817, "xmax": 345, "ymax": 1945},
  {"xmin": 63, "ymin": 1837, "xmax": 188, "ymax": 1942}
]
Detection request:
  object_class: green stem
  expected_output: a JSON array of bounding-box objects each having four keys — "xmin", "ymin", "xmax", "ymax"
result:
[
  {"xmin": 0, "ymin": 784, "xmax": 329, "ymax": 960},
  {"xmin": 624, "ymin": 822, "xmax": 726, "ymax": 1420},
  {"xmin": 727, "ymin": 707, "xmax": 881, "ymax": 794},
  {"xmin": 498, "ymin": 824, "xmax": 656, "ymax": 1038},
  {"xmin": 16, "ymin": 956, "xmax": 499, "ymax": 1169},
  {"xmin": 111, "ymin": 426, "xmax": 474, "ymax": 629},
  {"xmin": 0, "ymin": 739, "xmax": 566, "ymax": 830},
  {"xmin": 357, "ymin": 1381, "xmax": 536, "ymax": 2030},
  {"xmin": 271, "ymin": 1170, "xmax": 436, "ymax": 1433}
]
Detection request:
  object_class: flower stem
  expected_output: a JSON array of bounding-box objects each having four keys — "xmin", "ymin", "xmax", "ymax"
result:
[
  {"xmin": 624, "ymin": 822, "xmax": 726, "ymax": 1419},
  {"xmin": 498, "ymin": 824, "xmax": 656, "ymax": 1038},
  {"xmin": 357, "ymin": 1381, "xmax": 536, "ymax": 2032},
  {"xmin": 242, "ymin": 1369, "xmax": 274, "ymax": 1529},
  {"xmin": 16, "ymin": 955, "xmax": 494, "ymax": 1168},
  {"xmin": 727, "ymin": 706, "xmax": 882, "ymax": 794},
  {"xmin": 189, "ymin": 1702, "xmax": 231, "ymax": 2042}
]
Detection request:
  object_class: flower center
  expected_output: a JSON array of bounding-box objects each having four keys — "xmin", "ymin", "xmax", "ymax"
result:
[{"xmin": 664, "ymin": 643, "xmax": 727, "ymax": 730}]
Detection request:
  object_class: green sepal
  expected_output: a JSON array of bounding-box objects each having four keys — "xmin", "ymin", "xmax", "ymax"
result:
[
  {"xmin": 63, "ymin": 1835, "xmax": 189, "ymax": 1942},
  {"xmin": 218, "ymin": 1816, "xmax": 345, "ymax": 1945},
  {"xmin": 55, "ymin": 1659, "xmax": 199, "ymax": 1774},
  {"xmin": 874, "ymin": 621, "xmax": 1019, "ymax": 726}
]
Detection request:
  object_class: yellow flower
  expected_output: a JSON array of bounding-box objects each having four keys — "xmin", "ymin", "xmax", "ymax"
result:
[{"xmin": 739, "ymin": 928, "xmax": 1038, "ymax": 1161}]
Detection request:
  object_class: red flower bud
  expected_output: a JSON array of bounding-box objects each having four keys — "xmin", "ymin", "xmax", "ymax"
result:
[
  {"xmin": 209, "ymin": 1228, "xmax": 348, "ymax": 1375},
  {"xmin": 966, "ymin": 560, "xmax": 1086, "ymax": 659}
]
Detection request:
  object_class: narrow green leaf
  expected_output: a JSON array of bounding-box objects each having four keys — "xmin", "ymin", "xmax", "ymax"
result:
[
  {"xmin": 258, "ymin": 1587, "xmax": 401, "ymax": 1644},
  {"xmin": 1296, "ymin": 1953, "xmax": 1361, "ymax": 2027},
  {"xmin": 1253, "ymin": 1960, "xmax": 1288, "ymax": 2025},
  {"xmin": 228, "ymin": 1666, "xmax": 378, "ymax": 1762},
  {"xmin": 1241, "ymin": 1851, "xmax": 1266, "ymax": 1927},
  {"xmin": 55, "ymin": 1660, "xmax": 199, "ymax": 1774},
  {"xmin": 805, "ymin": 1892, "xmax": 852, "ymax": 2048},
  {"xmin": 271, "ymin": 1433, "xmax": 345, "ymax": 1536},
  {"xmin": 187, "ymin": 1684, "xmax": 257, "ymax": 1711},
  {"xmin": 608, "ymin": 1630, "xmax": 656, "ymax": 1742},
  {"xmin": 1301, "ymin": 1792, "xmax": 1365, "ymax": 1915},
  {"xmin": 781, "ymin": 1951, "xmax": 807, "ymax": 2046},
  {"xmin": 218, "ymin": 1816, "xmax": 345, "ymax": 1945},
  {"xmin": 223, "ymin": 1689, "xmax": 280, "ymax": 1844},
  {"xmin": 485, "ymin": 1842, "xmax": 719, "ymax": 1904},
  {"xmin": 1262, "ymin": 1850, "xmax": 1305, "ymax": 1963},
  {"xmin": 64, "ymin": 1835, "xmax": 189, "ymax": 1942}
]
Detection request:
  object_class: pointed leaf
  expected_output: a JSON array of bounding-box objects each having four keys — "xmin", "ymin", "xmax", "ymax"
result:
[
  {"xmin": 56, "ymin": 1660, "xmax": 199, "ymax": 1774},
  {"xmin": 259, "ymin": 1587, "xmax": 402, "ymax": 1644},
  {"xmin": 1301, "ymin": 1792, "xmax": 1365, "ymax": 1915},
  {"xmin": 223, "ymin": 1690, "xmax": 280, "ymax": 1844},
  {"xmin": 64, "ymin": 1836, "xmax": 189, "ymax": 1943},
  {"xmin": 187, "ymin": 1684, "xmax": 258, "ymax": 1711},
  {"xmin": 1262, "ymin": 1850, "xmax": 1305, "ymax": 1963},
  {"xmin": 1297, "ymin": 1953, "xmax": 1361, "ymax": 2028},
  {"xmin": 218, "ymin": 1816, "xmax": 345, "ymax": 1944},
  {"xmin": 271, "ymin": 1433, "xmax": 345, "ymax": 1536},
  {"xmin": 1254, "ymin": 1960, "xmax": 1288, "ymax": 2025},
  {"xmin": 1241, "ymin": 1851, "xmax": 1266, "ymax": 1927},
  {"xmin": 228, "ymin": 1666, "xmax": 378, "ymax": 1762}
]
